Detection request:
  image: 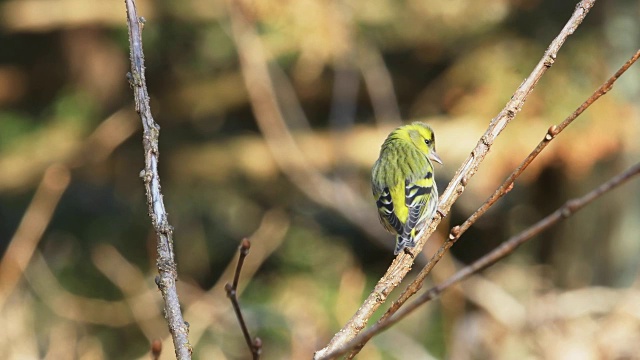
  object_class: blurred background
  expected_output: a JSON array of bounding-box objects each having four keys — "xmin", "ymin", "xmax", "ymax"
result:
[{"xmin": 1, "ymin": 0, "xmax": 639, "ymax": 359}]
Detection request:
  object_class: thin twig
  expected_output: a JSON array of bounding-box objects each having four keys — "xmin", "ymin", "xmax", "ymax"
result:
[
  {"xmin": 322, "ymin": 162, "xmax": 640, "ymax": 359},
  {"xmin": 225, "ymin": 239, "xmax": 262, "ymax": 360},
  {"xmin": 455, "ymin": 49, "xmax": 640, "ymax": 240},
  {"xmin": 382, "ymin": 47, "xmax": 640, "ymax": 324},
  {"xmin": 124, "ymin": 1, "xmax": 191, "ymax": 358},
  {"xmin": 172, "ymin": 209, "xmax": 289, "ymax": 353},
  {"xmin": 315, "ymin": 1, "xmax": 597, "ymax": 358}
]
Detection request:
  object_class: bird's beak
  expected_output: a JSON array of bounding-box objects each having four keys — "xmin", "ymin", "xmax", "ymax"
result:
[{"xmin": 429, "ymin": 151, "xmax": 443, "ymax": 165}]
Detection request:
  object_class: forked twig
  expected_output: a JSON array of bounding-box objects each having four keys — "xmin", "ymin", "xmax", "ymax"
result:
[
  {"xmin": 124, "ymin": 1, "xmax": 191, "ymax": 358},
  {"xmin": 315, "ymin": 1, "xmax": 597, "ymax": 358},
  {"xmin": 225, "ymin": 239, "xmax": 262, "ymax": 360},
  {"xmin": 322, "ymin": 162, "xmax": 640, "ymax": 359}
]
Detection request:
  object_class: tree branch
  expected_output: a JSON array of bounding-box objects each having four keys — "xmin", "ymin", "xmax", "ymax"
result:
[
  {"xmin": 381, "ymin": 46, "xmax": 640, "ymax": 327},
  {"xmin": 225, "ymin": 239, "xmax": 262, "ymax": 360},
  {"xmin": 315, "ymin": 1, "xmax": 597, "ymax": 358},
  {"xmin": 124, "ymin": 1, "xmax": 191, "ymax": 358},
  {"xmin": 322, "ymin": 162, "xmax": 640, "ymax": 359}
]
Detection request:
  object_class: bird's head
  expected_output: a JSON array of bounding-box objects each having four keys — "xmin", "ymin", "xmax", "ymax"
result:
[{"xmin": 407, "ymin": 122, "xmax": 443, "ymax": 165}]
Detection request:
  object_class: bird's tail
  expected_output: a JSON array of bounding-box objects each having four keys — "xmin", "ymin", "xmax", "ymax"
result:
[
  {"xmin": 394, "ymin": 220, "xmax": 430, "ymax": 254},
  {"xmin": 394, "ymin": 232, "xmax": 415, "ymax": 255}
]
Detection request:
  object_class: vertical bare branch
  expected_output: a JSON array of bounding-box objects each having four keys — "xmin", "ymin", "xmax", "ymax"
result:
[
  {"xmin": 124, "ymin": 1, "xmax": 191, "ymax": 358},
  {"xmin": 315, "ymin": 1, "xmax": 597, "ymax": 358}
]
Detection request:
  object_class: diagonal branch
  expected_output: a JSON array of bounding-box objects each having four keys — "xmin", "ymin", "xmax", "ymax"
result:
[
  {"xmin": 381, "ymin": 47, "xmax": 640, "ymax": 326},
  {"xmin": 124, "ymin": 1, "xmax": 191, "ymax": 358},
  {"xmin": 450, "ymin": 46, "xmax": 640, "ymax": 241},
  {"xmin": 320, "ymin": 162, "xmax": 640, "ymax": 358},
  {"xmin": 315, "ymin": 1, "xmax": 597, "ymax": 358}
]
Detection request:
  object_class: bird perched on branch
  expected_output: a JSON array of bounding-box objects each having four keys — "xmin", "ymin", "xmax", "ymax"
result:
[{"xmin": 371, "ymin": 122, "xmax": 443, "ymax": 254}]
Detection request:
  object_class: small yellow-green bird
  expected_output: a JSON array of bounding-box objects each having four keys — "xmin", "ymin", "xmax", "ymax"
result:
[{"xmin": 371, "ymin": 122, "xmax": 443, "ymax": 254}]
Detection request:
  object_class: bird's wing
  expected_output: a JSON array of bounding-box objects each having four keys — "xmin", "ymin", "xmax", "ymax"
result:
[
  {"xmin": 401, "ymin": 167, "xmax": 435, "ymax": 242},
  {"xmin": 375, "ymin": 187, "xmax": 403, "ymax": 234}
]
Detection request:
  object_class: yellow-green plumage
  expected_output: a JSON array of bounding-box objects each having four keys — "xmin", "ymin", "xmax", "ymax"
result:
[{"xmin": 371, "ymin": 122, "xmax": 442, "ymax": 254}]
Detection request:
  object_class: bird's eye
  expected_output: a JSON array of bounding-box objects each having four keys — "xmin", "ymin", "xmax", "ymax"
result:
[{"xmin": 424, "ymin": 139, "xmax": 432, "ymax": 146}]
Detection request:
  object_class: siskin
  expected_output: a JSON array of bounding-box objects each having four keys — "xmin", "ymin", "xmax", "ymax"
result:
[{"xmin": 371, "ymin": 122, "xmax": 443, "ymax": 254}]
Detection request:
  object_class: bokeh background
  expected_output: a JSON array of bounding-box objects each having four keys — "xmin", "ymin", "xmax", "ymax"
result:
[{"xmin": 1, "ymin": 0, "xmax": 639, "ymax": 359}]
